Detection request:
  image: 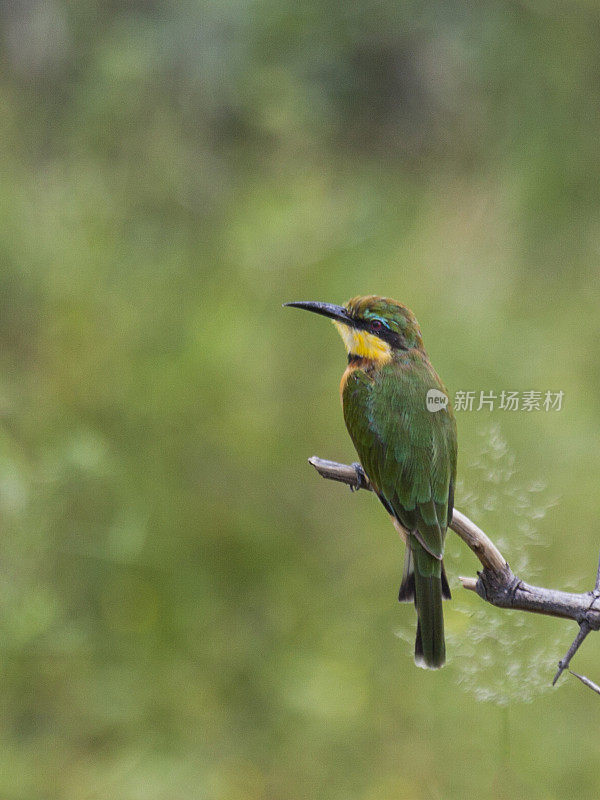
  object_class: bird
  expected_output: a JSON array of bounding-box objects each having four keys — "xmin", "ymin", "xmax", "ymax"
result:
[{"xmin": 285, "ymin": 296, "xmax": 457, "ymax": 668}]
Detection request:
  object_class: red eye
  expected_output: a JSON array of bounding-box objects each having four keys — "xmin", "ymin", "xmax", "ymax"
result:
[{"xmin": 370, "ymin": 319, "xmax": 383, "ymax": 333}]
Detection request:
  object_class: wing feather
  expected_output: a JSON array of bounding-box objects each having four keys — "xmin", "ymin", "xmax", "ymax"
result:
[{"xmin": 342, "ymin": 359, "xmax": 457, "ymax": 559}]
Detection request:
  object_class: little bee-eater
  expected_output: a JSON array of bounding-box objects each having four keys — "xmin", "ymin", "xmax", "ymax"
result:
[{"xmin": 285, "ymin": 296, "xmax": 457, "ymax": 668}]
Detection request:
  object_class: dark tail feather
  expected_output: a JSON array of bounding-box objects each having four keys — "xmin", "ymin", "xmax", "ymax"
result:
[
  {"xmin": 398, "ymin": 548, "xmax": 415, "ymax": 602},
  {"xmin": 399, "ymin": 550, "xmax": 451, "ymax": 602},
  {"xmin": 414, "ymin": 619, "xmax": 424, "ymax": 662},
  {"xmin": 412, "ymin": 549, "xmax": 446, "ymax": 669},
  {"xmin": 441, "ymin": 561, "xmax": 451, "ymax": 600}
]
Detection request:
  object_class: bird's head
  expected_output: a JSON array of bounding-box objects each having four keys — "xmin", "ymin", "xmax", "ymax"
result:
[{"xmin": 284, "ymin": 295, "xmax": 424, "ymax": 362}]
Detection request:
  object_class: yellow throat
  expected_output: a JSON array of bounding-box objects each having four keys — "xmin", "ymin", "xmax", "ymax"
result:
[{"xmin": 332, "ymin": 321, "xmax": 392, "ymax": 363}]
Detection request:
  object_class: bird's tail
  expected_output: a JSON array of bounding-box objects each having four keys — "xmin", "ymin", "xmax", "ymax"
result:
[
  {"xmin": 398, "ymin": 546, "xmax": 451, "ymax": 602},
  {"xmin": 400, "ymin": 540, "xmax": 450, "ymax": 669}
]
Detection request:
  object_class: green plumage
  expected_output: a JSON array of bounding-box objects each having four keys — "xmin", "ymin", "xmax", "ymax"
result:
[
  {"xmin": 339, "ymin": 299, "xmax": 457, "ymax": 669},
  {"xmin": 285, "ymin": 295, "xmax": 457, "ymax": 669}
]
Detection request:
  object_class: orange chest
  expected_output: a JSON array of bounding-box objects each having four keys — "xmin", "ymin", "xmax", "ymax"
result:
[
  {"xmin": 339, "ymin": 364, "xmax": 354, "ymax": 403},
  {"xmin": 339, "ymin": 358, "xmax": 373, "ymax": 403}
]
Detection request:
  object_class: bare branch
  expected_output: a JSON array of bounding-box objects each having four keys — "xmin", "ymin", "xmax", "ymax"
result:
[
  {"xmin": 308, "ymin": 457, "xmax": 371, "ymax": 490},
  {"xmin": 449, "ymin": 508, "xmax": 506, "ymax": 574},
  {"xmin": 309, "ymin": 456, "xmax": 507, "ymax": 572},
  {"xmin": 308, "ymin": 455, "xmax": 600, "ymax": 692}
]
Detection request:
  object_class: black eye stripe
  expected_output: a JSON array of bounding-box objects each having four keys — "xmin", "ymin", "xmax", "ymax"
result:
[
  {"xmin": 350, "ymin": 316, "xmax": 408, "ymax": 351},
  {"xmin": 353, "ymin": 317, "xmax": 386, "ymax": 332}
]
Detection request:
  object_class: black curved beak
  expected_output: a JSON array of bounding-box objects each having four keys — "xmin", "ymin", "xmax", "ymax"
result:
[{"xmin": 283, "ymin": 301, "xmax": 352, "ymax": 325}]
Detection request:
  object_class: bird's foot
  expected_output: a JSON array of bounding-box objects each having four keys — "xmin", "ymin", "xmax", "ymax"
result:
[{"xmin": 350, "ymin": 462, "xmax": 365, "ymax": 492}]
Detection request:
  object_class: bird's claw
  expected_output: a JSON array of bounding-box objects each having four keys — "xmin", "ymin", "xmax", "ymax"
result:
[{"xmin": 350, "ymin": 462, "xmax": 364, "ymax": 492}]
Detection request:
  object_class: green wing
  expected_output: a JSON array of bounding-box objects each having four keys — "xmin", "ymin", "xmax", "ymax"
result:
[{"xmin": 342, "ymin": 360, "xmax": 457, "ymax": 556}]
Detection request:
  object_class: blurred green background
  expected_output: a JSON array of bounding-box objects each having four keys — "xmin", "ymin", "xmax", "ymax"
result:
[{"xmin": 2, "ymin": 1, "xmax": 600, "ymax": 798}]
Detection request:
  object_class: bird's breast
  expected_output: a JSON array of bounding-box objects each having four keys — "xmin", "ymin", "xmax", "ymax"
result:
[{"xmin": 339, "ymin": 357, "xmax": 373, "ymax": 403}]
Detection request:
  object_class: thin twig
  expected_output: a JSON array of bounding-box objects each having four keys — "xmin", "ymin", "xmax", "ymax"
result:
[
  {"xmin": 553, "ymin": 622, "xmax": 591, "ymax": 685},
  {"xmin": 552, "ymin": 551, "xmax": 600, "ymax": 686},
  {"xmin": 569, "ymin": 670, "xmax": 600, "ymax": 695},
  {"xmin": 307, "ymin": 454, "xmax": 600, "ymax": 693}
]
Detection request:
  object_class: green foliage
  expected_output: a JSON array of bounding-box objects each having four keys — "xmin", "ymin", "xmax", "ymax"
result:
[{"xmin": 1, "ymin": 1, "xmax": 600, "ymax": 797}]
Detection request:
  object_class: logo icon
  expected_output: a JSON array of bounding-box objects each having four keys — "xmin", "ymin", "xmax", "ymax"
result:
[{"xmin": 426, "ymin": 389, "xmax": 448, "ymax": 412}]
